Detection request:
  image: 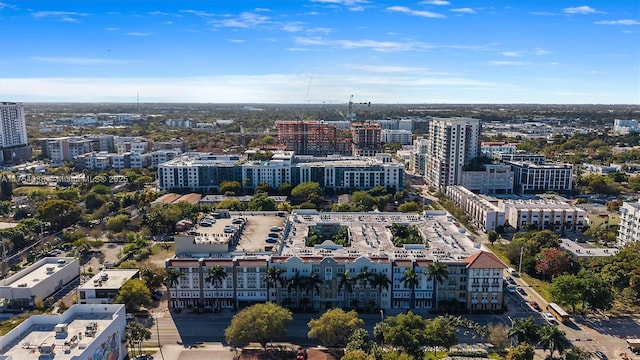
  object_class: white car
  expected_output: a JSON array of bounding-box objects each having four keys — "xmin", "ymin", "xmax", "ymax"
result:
[{"xmin": 542, "ymin": 312, "xmax": 556, "ymax": 324}]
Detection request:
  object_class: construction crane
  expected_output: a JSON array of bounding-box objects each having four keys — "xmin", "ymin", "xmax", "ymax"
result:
[{"xmin": 347, "ymin": 95, "xmax": 371, "ymax": 122}]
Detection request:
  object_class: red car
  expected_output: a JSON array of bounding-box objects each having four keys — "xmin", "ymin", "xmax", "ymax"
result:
[
  {"xmin": 297, "ymin": 347, "xmax": 306, "ymax": 360},
  {"xmin": 529, "ymin": 301, "xmax": 541, "ymax": 311}
]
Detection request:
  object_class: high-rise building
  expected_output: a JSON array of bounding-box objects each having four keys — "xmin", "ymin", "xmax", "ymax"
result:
[
  {"xmin": 424, "ymin": 117, "xmax": 481, "ymax": 190},
  {"xmin": 351, "ymin": 121, "xmax": 382, "ymax": 156},
  {"xmin": 618, "ymin": 200, "xmax": 640, "ymax": 247},
  {"xmin": 0, "ymin": 102, "xmax": 32, "ymax": 164},
  {"xmin": 276, "ymin": 121, "xmax": 340, "ymax": 156}
]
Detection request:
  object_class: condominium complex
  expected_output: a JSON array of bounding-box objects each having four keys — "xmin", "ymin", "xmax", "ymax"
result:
[
  {"xmin": 424, "ymin": 118, "xmax": 481, "ymax": 190},
  {"xmin": 498, "ymin": 199, "xmax": 586, "ymax": 231},
  {"xmin": 158, "ymin": 151, "xmax": 405, "ymax": 193},
  {"xmin": 381, "ymin": 129, "xmax": 413, "ymax": 145},
  {"xmin": 446, "ymin": 186, "xmax": 505, "ymax": 232},
  {"xmin": 166, "ymin": 210, "xmax": 506, "ymax": 312},
  {"xmin": 494, "ymin": 153, "xmax": 546, "ymax": 165},
  {"xmin": 508, "ymin": 161, "xmax": 573, "ymax": 195},
  {"xmin": 618, "ymin": 201, "xmax": 640, "ymax": 247},
  {"xmin": 461, "ymin": 164, "xmax": 514, "ymax": 195},
  {"xmin": 410, "ymin": 136, "xmax": 429, "ymax": 176},
  {"xmin": 0, "ymin": 102, "xmax": 32, "ymax": 164},
  {"xmin": 612, "ymin": 119, "xmax": 638, "ymax": 135},
  {"xmin": 480, "ymin": 142, "xmax": 517, "ymax": 158}
]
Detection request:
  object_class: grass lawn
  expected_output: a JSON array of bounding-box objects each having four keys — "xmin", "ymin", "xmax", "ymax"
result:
[
  {"xmin": 423, "ymin": 351, "xmax": 448, "ymax": 359},
  {"xmin": 13, "ymin": 186, "xmax": 56, "ymax": 196},
  {"xmin": 487, "ymin": 244, "xmax": 552, "ymax": 302}
]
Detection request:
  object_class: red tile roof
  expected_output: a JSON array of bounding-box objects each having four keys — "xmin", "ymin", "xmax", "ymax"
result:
[{"xmin": 463, "ymin": 251, "xmax": 507, "ymax": 269}]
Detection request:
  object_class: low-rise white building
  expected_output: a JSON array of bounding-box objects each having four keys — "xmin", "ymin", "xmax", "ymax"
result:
[
  {"xmin": 613, "ymin": 119, "xmax": 638, "ymax": 135},
  {"xmin": 0, "ymin": 304, "xmax": 126, "ymax": 360},
  {"xmin": 480, "ymin": 142, "xmax": 517, "ymax": 158},
  {"xmin": 0, "ymin": 257, "xmax": 79, "ymax": 308},
  {"xmin": 446, "ymin": 186, "xmax": 505, "ymax": 232},
  {"xmin": 509, "ymin": 161, "xmax": 573, "ymax": 195},
  {"xmin": 461, "ymin": 164, "xmax": 514, "ymax": 195},
  {"xmin": 78, "ymin": 269, "xmax": 139, "ymax": 304},
  {"xmin": 618, "ymin": 200, "xmax": 640, "ymax": 247},
  {"xmin": 499, "ymin": 199, "xmax": 586, "ymax": 231},
  {"xmin": 381, "ymin": 129, "xmax": 413, "ymax": 145}
]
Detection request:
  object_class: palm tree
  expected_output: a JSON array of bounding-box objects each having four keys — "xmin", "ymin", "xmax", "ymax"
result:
[
  {"xmin": 400, "ymin": 268, "xmax": 419, "ymax": 310},
  {"xmin": 305, "ymin": 273, "xmax": 323, "ymax": 310},
  {"xmin": 357, "ymin": 267, "xmax": 371, "ymax": 288},
  {"xmin": 508, "ymin": 317, "xmax": 540, "ymax": 345},
  {"xmin": 337, "ymin": 270, "xmax": 356, "ymax": 309},
  {"xmin": 264, "ymin": 267, "xmax": 286, "ymax": 303},
  {"xmin": 125, "ymin": 321, "xmax": 151, "ymax": 357},
  {"xmin": 538, "ymin": 325, "xmax": 571, "ymax": 358},
  {"xmin": 166, "ymin": 268, "xmax": 185, "ymax": 308},
  {"xmin": 425, "ymin": 261, "xmax": 449, "ymax": 312},
  {"xmin": 287, "ymin": 272, "xmax": 304, "ymax": 309},
  {"xmin": 368, "ymin": 272, "xmax": 391, "ymax": 310},
  {"xmin": 205, "ymin": 265, "xmax": 227, "ymax": 310}
]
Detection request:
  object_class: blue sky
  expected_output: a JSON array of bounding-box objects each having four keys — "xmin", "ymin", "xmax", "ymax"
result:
[{"xmin": 0, "ymin": 0, "xmax": 639, "ymax": 104}]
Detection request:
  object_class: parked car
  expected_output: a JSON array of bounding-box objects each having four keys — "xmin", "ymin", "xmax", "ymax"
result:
[
  {"xmin": 516, "ymin": 287, "xmax": 527, "ymax": 296},
  {"xmin": 506, "ymin": 276, "xmax": 516, "ymax": 285},
  {"xmin": 133, "ymin": 354, "xmax": 153, "ymax": 360},
  {"xmin": 268, "ymin": 233, "xmax": 280, "ymax": 238},
  {"xmin": 529, "ymin": 301, "xmax": 541, "ymax": 311},
  {"xmin": 265, "ymin": 238, "xmax": 278, "ymax": 244},
  {"xmin": 595, "ymin": 351, "xmax": 608, "ymax": 360},
  {"xmin": 270, "ymin": 226, "xmax": 283, "ymax": 232},
  {"xmin": 232, "ymin": 218, "xmax": 244, "ymax": 224}
]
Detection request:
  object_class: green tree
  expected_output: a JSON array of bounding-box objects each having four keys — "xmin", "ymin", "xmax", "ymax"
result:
[
  {"xmin": 425, "ymin": 261, "xmax": 449, "ymax": 312},
  {"xmin": 352, "ymin": 191, "xmax": 376, "ymax": 211},
  {"xmin": 487, "ymin": 230, "xmax": 499, "ymax": 244},
  {"xmin": 205, "ymin": 265, "xmax": 227, "ymax": 310},
  {"xmin": 345, "ymin": 328, "xmax": 375, "ymax": 355},
  {"xmin": 424, "ymin": 316, "xmax": 457, "ymax": 354},
  {"xmin": 167, "ymin": 268, "xmax": 184, "ymax": 308},
  {"xmin": 341, "ymin": 350, "xmax": 372, "ymax": 360},
  {"xmin": 368, "ymin": 272, "xmax": 391, "ymax": 310},
  {"xmin": 400, "ymin": 268, "xmax": 419, "ymax": 310},
  {"xmin": 508, "ymin": 317, "xmax": 540, "ymax": 345},
  {"xmin": 380, "ymin": 351, "xmax": 413, "ymax": 360},
  {"xmin": 220, "ymin": 180, "xmax": 242, "ymax": 195},
  {"xmin": 506, "ymin": 343, "xmax": 534, "ymax": 360},
  {"xmin": 291, "ymin": 182, "xmax": 322, "ymax": 199},
  {"xmin": 125, "ymin": 321, "xmax": 152, "ymax": 357},
  {"xmin": 538, "ymin": 325, "xmax": 571, "ymax": 358},
  {"xmin": 308, "ymin": 308, "xmax": 364, "ymax": 347},
  {"xmin": 338, "ymin": 269, "xmax": 356, "ymax": 309},
  {"xmin": 113, "ymin": 279, "xmax": 152, "ymax": 311},
  {"xmin": 106, "ymin": 214, "xmax": 131, "ymax": 233},
  {"xmin": 563, "ymin": 346, "xmax": 593, "ymax": 360},
  {"xmin": 397, "ymin": 201, "xmax": 420, "ymax": 213},
  {"xmin": 488, "ymin": 323, "xmax": 510, "ymax": 351},
  {"xmin": 264, "ymin": 266, "xmax": 286, "ymax": 303},
  {"xmin": 579, "ymin": 270, "xmax": 615, "ymax": 312},
  {"xmin": 247, "ymin": 192, "xmax": 277, "ymax": 211},
  {"xmin": 224, "ymin": 303, "xmax": 292, "ymax": 349},
  {"xmin": 37, "ymin": 199, "xmax": 83, "ymax": 231},
  {"xmin": 55, "ymin": 189, "xmax": 80, "ymax": 201},
  {"xmin": 139, "ymin": 264, "xmax": 165, "ymax": 290},
  {"xmin": 376, "ymin": 311, "xmax": 427, "ymax": 359},
  {"xmin": 550, "ymin": 274, "xmax": 583, "ymax": 313},
  {"xmin": 215, "ymin": 198, "xmax": 245, "ymax": 210}
]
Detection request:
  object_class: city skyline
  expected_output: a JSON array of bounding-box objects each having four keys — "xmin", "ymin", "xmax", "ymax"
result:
[{"xmin": 0, "ymin": 0, "xmax": 639, "ymax": 104}]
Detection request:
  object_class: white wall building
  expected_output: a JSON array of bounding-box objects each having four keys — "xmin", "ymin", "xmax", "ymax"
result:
[
  {"xmin": 446, "ymin": 186, "xmax": 505, "ymax": 232},
  {"xmin": 480, "ymin": 142, "xmax": 517, "ymax": 158},
  {"xmin": 425, "ymin": 118, "xmax": 481, "ymax": 190},
  {"xmin": 78, "ymin": 269, "xmax": 140, "ymax": 304},
  {"xmin": 509, "ymin": 161, "xmax": 573, "ymax": 195},
  {"xmin": 613, "ymin": 119, "xmax": 638, "ymax": 135},
  {"xmin": 0, "ymin": 304, "xmax": 127, "ymax": 360},
  {"xmin": 499, "ymin": 199, "xmax": 586, "ymax": 231},
  {"xmin": 0, "ymin": 102, "xmax": 28, "ymax": 148},
  {"xmin": 381, "ymin": 129, "xmax": 413, "ymax": 145},
  {"xmin": 410, "ymin": 136, "xmax": 429, "ymax": 175},
  {"xmin": 618, "ymin": 200, "xmax": 640, "ymax": 247},
  {"xmin": 0, "ymin": 257, "xmax": 79, "ymax": 308},
  {"xmin": 461, "ymin": 164, "xmax": 514, "ymax": 195}
]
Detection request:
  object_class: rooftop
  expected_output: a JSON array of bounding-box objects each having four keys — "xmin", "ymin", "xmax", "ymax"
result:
[
  {"xmin": 282, "ymin": 211, "xmax": 481, "ymax": 262},
  {"xmin": 1, "ymin": 258, "xmax": 77, "ymax": 289},
  {"xmin": 0, "ymin": 304, "xmax": 125, "ymax": 360},
  {"xmin": 79, "ymin": 269, "xmax": 139, "ymax": 290}
]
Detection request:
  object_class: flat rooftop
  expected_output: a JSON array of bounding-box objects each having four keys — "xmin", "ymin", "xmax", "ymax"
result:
[
  {"xmin": 559, "ymin": 239, "xmax": 618, "ymax": 258},
  {"xmin": 2, "ymin": 257, "xmax": 76, "ymax": 289},
  {"xmin": 1, "ymin": 314, "xmax": 114, "ymax": 360},
  {"xmin": 282, "ymin": 211, "xmax": 481, "ymax": 262},
  {"xmin": 79, "ymin": 269, "xmax": 139, "ymax": 290}
]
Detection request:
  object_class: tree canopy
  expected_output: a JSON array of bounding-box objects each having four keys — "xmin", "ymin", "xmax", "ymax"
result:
[
  {"xmin": 308, "ymin": 308, "xmax": 364, "ymax": 347},
  {"xmin": 224, "ymin": 303, "xmax": 292, "ymax": 349},
  {"xmin": 114, "ymin": 279, "xmax": 152, "ymax": 311}
]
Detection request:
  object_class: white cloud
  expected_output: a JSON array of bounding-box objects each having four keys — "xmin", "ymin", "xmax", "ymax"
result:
[
  {"xmin": 531, "ymin": 11, "xmax": 557, "ymax": 16},
  {"xmin": 30, "ymin": 57, "xmax": 131, "ymax": 65},
  {"xmin": 307, "ymin": 27, "xmax": 333, "ymax": 34},
  {"xmin": 345, "ymin": 64, "xmax": 430, "ymax": 73},
  {"xmin": 126, "ymin": 32, "xmax": 153, "ymax": 36},
  {"xmin": 310, "ymin": 0, "xmax": 367, "ymax": 5},
  {"xmin": 148, "ymin": 11, "xmax": 168, "ymax": 16},
  {"xmin": 282, "ymin": 22, "xmax": 304, "ymax": 32},
  {"xmin": 211, "ymin": 12, "xmax": 270, "ymax": 28},
  {"xmin": 229, "ymin": 39, "xmax": 245, "ymax": 43},
  {"xmin": 0, "ymin": 2, "xmax": 17, "ymax": 10},
  {"xmin": 451, "ymin": 8, "xmax": 476, "ymax": 14},
  {"xmin": 294, "ymin": 36, "xmax": 432, "ymax": 52},
  {"xmin": 595, "ymin": 19, "xmax": 640, "ymax": 25},
  {"xmin": 490, "ymin": 60, "xmax": 527, "ymax": 66},
  {"xmin": 563, "ymin": 6, "xmax": 600, "ymax": 14},
  {"xmin": 386, "ymin": 6, "xmax": 446, "ymax": 19},
  {"xmin": 419, "ymin": 0, "xmax": 450, "ymax": 5},
  {"xmin": 533, "ymin": 48, "xmax": 550, "ymax": 55},
  {"xmin": 180, "ymin": 9, "xmax": 215, "ymax": 17},
  {"xmin": 502, "ymin": 51, "xmax": 521, "ymax": 57},
  {"xmin": 32, "ymin": 11, "xmax": 89, "ymax": 22},
  {"xmin": 106, "ymin": 27, "xmax": 120, "ymax": 31}
]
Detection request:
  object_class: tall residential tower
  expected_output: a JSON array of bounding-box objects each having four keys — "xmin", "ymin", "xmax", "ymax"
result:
[
  {"xmin": 0, "ymin": 102, "xmax": 32, "ymax": 164},
  {"xmin": 425, "ymin": 117, "xmax": 481, "ymax": 190}
]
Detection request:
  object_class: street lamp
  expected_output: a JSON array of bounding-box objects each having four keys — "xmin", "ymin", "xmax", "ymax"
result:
[
  {"xmin": 518, "ymin": 246, "xmax": 525, "ymax": 275},
  {"xmin": 154, "ymin": 311, "xmax": 165, "ymax": 360}
]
